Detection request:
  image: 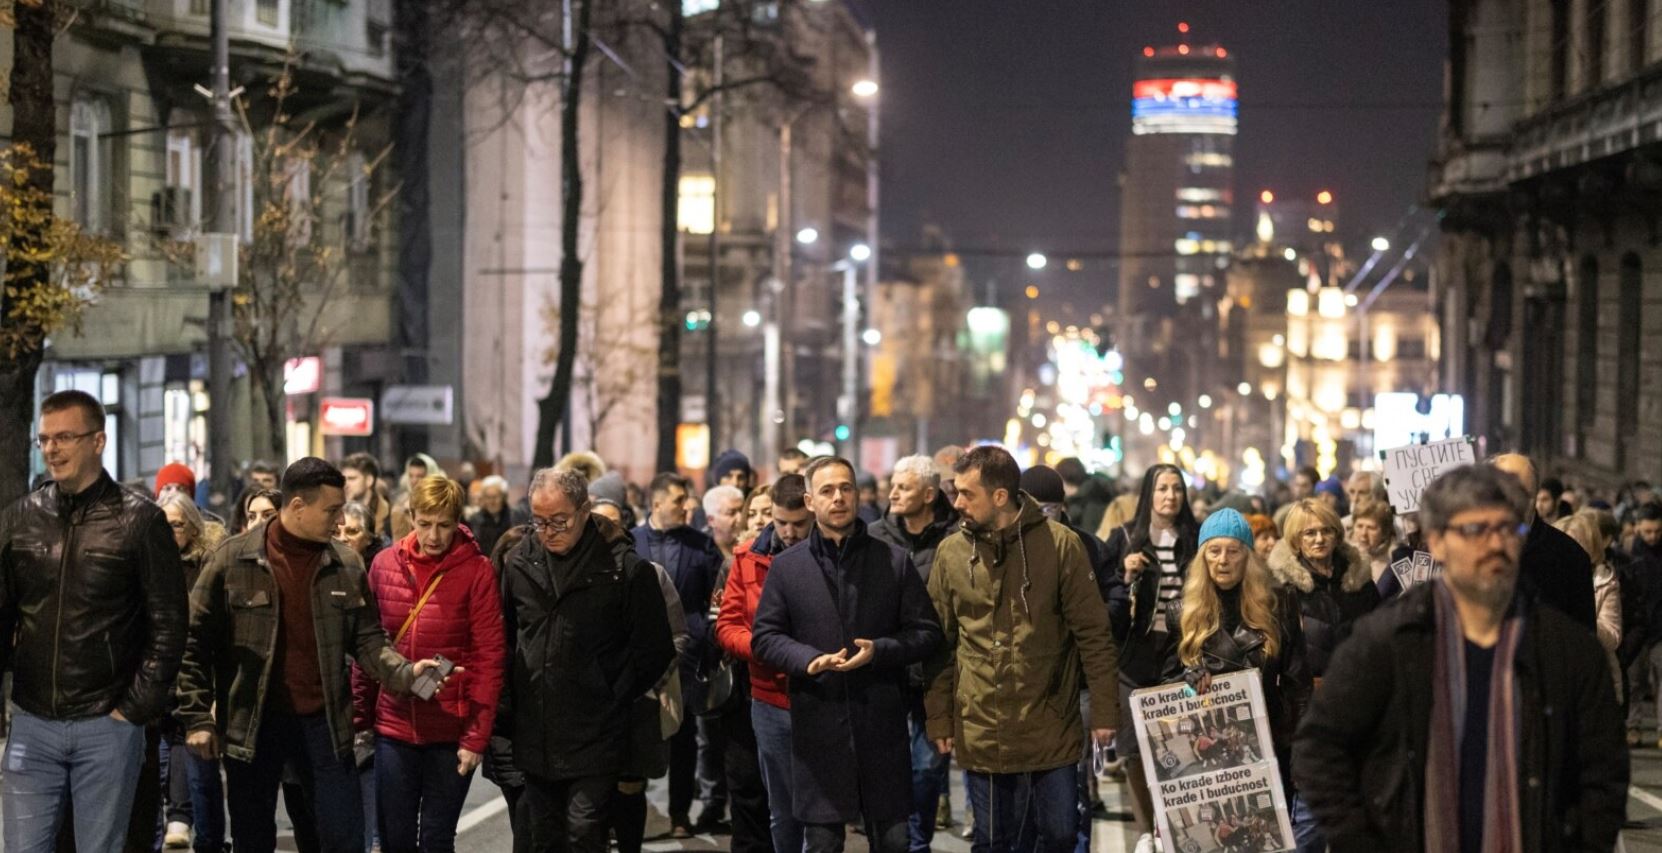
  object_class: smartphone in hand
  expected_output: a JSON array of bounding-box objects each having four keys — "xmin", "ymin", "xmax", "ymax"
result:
[{"xmin": 412, "ymin": 653, "xmax": 456, "ymax": 700}]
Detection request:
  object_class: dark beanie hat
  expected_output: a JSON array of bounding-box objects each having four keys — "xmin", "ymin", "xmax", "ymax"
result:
[
  {"xmin": 711, "ymin": 449, "xmax": 753, "ymax": 485},
  {"xmin": 1019, "ymin": 465, "xmax": 1067, "ymax": 504}
]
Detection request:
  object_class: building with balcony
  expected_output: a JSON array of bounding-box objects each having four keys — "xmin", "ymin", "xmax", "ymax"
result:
[
  {"xmin": 1432, "ymin": 0, "xmax": 1662, "ymax": 485},
  {"xmin": 3, "ymin": 0, "xmax": 401, "ymax": 491}
]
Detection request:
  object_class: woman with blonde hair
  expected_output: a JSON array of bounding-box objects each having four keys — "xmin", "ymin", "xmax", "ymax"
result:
[
  {"xmin": 1265, "ymin": 497, "xmax": 1379, "ymax": 851},
  {"xmin": 1559, "ymin": 510, "xmax": 1624, "ymax": 702},
  {"xmin": 1164, "ymin": 509, "xmax": 1309, "ymax": 783}
]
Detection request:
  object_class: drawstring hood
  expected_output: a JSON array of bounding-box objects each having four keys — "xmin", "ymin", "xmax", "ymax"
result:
[{"xmin": 959, "ymin": 493, "xmax": 1047, "ymax": 617}]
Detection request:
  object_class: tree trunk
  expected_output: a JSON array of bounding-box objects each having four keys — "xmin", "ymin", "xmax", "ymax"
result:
[
  {"xmin": 0, "ymin": 0, "xmax": 60, "ymax": 506},
  {"xmin": 654, "ymin": 5, "xmax": 684, "ymax": 475},
  {"xmin": 531, "ymin": 0, "xmax": 591, "ymax": 470},
  {"xmin": 253, "ymin": 361, "xmax": 287, "ymax": 464},
  {"xmin": 393, "ymin": 0, "xmax": 434, "ymax": 462}
]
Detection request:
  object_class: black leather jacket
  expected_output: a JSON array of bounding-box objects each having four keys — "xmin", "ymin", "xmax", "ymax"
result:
[{"xmin": 0, "ymin": 472, "xmax": 188, "ymax": 724}]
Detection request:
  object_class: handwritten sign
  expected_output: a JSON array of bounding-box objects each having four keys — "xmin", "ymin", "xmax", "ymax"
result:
[{"xmin": 1381, "ymin": 436, "xmax": 1476, "ymax": 515}]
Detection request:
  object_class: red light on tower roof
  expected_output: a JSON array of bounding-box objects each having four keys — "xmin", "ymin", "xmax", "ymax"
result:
[
  {"xmin": 1177, "ymin": 21, "xmax": 1190, "ymax": 33},
  {"xmin": 1143, "ymin": 46, "xmax": 1155, "ymax": 57},
  {"xmin": 1178, "ymin": 44, "xmax": 1190, "ymax": 55},
  {"xmin": 1260, "ymin": 190, "xmax": 1275, "ymax": 204}
]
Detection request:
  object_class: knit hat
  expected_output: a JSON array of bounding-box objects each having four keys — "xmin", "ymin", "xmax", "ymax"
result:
[
  {"xmin": 154, "ymin": 462, "xmax": 196, "ymax": 498},
  {"xmin": 588, "ymin": 470, "xmax": 628, "ymax": 508},
  {"xmin": 710, "ymin": 449, "xmax": 753, "ymax": 486},
  {"xmin": 1314, "ymin": 479, "xmax": 1345, "ymax": 501},
  {"xmin": 1198, "ymin": 508, "xmax": 1254, "ymax": 551},
  {"xmin": 1018, "ymin": 465, "xmax": 1067, "ymax": 504}
]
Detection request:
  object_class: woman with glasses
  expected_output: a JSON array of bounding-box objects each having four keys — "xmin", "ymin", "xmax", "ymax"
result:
[
  {"xmin": 1265, "ymin": 497, "xmax": 1379, "ymax": 852},
  {"xmin": 1163, "ymin": 509, "xmax": 1309, "ymax": 789}
]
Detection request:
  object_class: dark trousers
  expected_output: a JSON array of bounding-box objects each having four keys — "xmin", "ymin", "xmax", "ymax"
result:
[
  {"xmin": 965, "ymin": 764, "xmax": 1080, "ymax": 853},
  {"xmin": 696, "ymin": 714, "xmax": 729, "ymax": 823},
  {"xmin": 375, "ymin": 737, "xmax": 475, "ymax": 853},
  {"xmin": 184, "ymin": 748, "xmax": 227, "ymax": 853},
  {"xmin": 516, "ymin": 773, "xmax": 615, "ymax": 853},
  {"xmin": 223, "ymin": 711, "xmax": 363, "ymax": 853},
  {"xmin": 720, "ymin": 704, "xmax": 772, "ymax": 853},
  {"xmin": 667, "ymin": 718, "xmax": 699, "ymax": 823},
  {"xmin": 804, "ymin": 819, "xmax": 908, "ymax": 853}
]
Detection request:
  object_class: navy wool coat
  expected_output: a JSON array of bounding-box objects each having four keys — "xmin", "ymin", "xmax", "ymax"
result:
[{"xmin": 751, "ymin": 521, "xmax": 943, "ymax": 824}]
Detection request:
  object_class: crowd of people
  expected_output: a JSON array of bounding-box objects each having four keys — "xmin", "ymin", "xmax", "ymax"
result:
[{"xmin": 0, "ymin": 387, "xmax": 1647, "ymax": 853}]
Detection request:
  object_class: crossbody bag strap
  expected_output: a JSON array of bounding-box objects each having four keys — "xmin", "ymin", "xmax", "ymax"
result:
[{"xmin": 394, "ymin": 570, "xmax": 448, "ymax": 646}]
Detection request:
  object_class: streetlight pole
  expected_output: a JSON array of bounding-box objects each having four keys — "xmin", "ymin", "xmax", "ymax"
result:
[
  {"xmin": 206, "ymin": 0, "xmax": 236, "ymax": 512},
  {"xmin": 836, "ymin": 259, "xmax": 858, "ymax": 465},
  {"xmin": 706, "ymin": 35, "xmax": 722, "ymax": 463}
]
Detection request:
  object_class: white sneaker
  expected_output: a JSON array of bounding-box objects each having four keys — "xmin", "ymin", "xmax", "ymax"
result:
[
  {"xmin": 163, "ymin": 822, "xmax": 190, "ymax": 849},
  {"xmin": 1134, "ymin": 832, "xmax": 1155, "ymax": 853}
]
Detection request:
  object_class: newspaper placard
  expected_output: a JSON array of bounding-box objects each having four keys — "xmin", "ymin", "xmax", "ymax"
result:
[
  {"xmin": 1132, "ymin": 670, "xmax": 1295, "ymax": 853},
  {"xmin": 1390, "ymin": 550, "xmax": 1443, "ymax": 591},
  {"xmin": 1381, "ymin": 436, "xmax": 1476, "ymax": 515}
]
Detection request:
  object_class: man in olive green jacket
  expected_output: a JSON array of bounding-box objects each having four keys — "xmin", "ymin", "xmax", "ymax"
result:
[
  {"xmin": 176, "ymin": 458, "xmax": 445, "ymax": 853},
  {"xmin": 926, "ymin": 446, "xmax": 1119, "ymax": 853}
]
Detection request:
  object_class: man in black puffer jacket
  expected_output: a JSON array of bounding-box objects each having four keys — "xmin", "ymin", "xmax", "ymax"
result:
[{"xmin": 0, "ymin": 390, "xmax": 188, "ymax": 852}]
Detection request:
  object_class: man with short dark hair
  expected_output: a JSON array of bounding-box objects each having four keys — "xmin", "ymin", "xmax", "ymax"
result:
[
  {"xmin": 777, "ymin": 448, "xmax": 810, "ymax": 477},
  {"xmin": 1, "ymin": 390, "xmax": 189, "ymax": 852},
  {"xmin": 1538, "ymin": 476, "xmax": 1568, "ymax": 525},
  {"xmin": 752, "ymin": 458, "xmax": 942, "ymax": 853},
  {"xmin": 632, "ymin": 471, "xmax": 721, "ymax": 836},
  {"xmin": 1055, "ymin": 456, "xmax": 1114, "ymax": 537},
  {"xmin": 339, "ymin": 452, "xmax": 389, "ymax": 538},
  {"xmin": 498, "ymin": 466, "xmax": 676, "ymax": 852},
  {"xmin": 1293, "ymin": 465, "xmax": 1627, "ymax": 851},
  {"xmin": 717, "ymin": 474, "xmax": 815, "ymax": 853},
  {"xmin": 178, "ymin": 457, "xmax": 447, "ymax": 853},
  {"xmin": 928, "ymin": 448, "xmax": 1119, "ymax": 853},
  {"xmin": 247, "ymin": 460, "xmax": 280, "ymax": 492}
]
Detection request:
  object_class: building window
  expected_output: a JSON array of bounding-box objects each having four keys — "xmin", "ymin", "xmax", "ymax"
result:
[
  {"xmin": 1618, "ymin": 254, "xmax": 1642, "ymax": 466},
  {"xmin": 164, "ymin": 128, "xmax": 203, "ymax": 230},
  {"xmin": 678, "ymin": 174, "xmax": 715, "ymax": 235},
  {"xmin": 345, "ymin": 151, "xmax": 371, "ymax": 250},
  {"xmin": 257, "ymin": 0, "xmax": 279, "ymax": 26},
  {"xmin": 1576, "ymin": 255, "xmax": 1600, "ymax": 457},
  {"xmin": 70, "ymin": 98, "xmax": 112, "ymax": 234}
]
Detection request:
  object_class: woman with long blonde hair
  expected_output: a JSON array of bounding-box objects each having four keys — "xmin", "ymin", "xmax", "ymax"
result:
[{"xmin": 1164, "ymin": 509, "xmax": 1310, "ymax": 783}]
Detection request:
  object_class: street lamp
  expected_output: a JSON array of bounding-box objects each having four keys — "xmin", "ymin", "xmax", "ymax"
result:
[
  {"xmin": 850, "ymin": 242, "xmax": 872, "ymax": 262},
  {"xmin": 796, "ymin": 227, "xmax": 819, "ymax": 245},
  {"xmin": 861, "ymin": 328, "xmax": 881, "ymax": 346},
  {"xmin": 1026, "ymin": 252, "xmax": 1048, "ymax": 271},
  {"xmin": 851, "ymin": 79, "xmax": 879, "ymax": 99},
  {"xmin": 1370, "ymin": 236, "xmax": 1390, "ymax": 252},
  {"xmin": 742, "ymin": 309, "xmax": 762, "ymax": 328}
]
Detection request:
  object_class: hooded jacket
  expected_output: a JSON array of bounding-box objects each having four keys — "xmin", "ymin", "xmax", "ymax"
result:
[
  {"xmin": 353, "ymin": 525, "xmax": 507, "ymax": 753},
  {"xmin": 925, "ymin": 495, "xmax": 1120, "ymax": 774},
  {"xmin": 715, "ymin": 524, "xmax": 792, "ymax": 709},
  {"xmin": 1265, "ymin": 537, "xmax": 1380, "ymax": 678}
]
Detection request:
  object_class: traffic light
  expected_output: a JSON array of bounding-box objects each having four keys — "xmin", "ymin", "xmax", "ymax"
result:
[{"xmin": 834, "ymin": 424, "xmax": 851, "ymax": 441}]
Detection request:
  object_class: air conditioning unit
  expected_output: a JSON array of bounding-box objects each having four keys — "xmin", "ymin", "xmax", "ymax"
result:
[{"xmin": 151, "ymin": 187, "xmax": 193, "ymax": 233}]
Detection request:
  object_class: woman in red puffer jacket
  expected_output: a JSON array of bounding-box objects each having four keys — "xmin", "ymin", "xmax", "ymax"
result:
[{"xmin": 353, "ymin": 475, "xmax": 506, "ymax": 853}]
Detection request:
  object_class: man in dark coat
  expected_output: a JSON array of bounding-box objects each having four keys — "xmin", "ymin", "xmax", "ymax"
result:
[
  {"xmin": 630, "ymin": 472, "xmax": 720, "ymax": 835},
  {"xmin": 1293, "ymin": 465, "xmax": 1626, "ymax": 853},
  {"xmin": 499, "ymin": 467, "xmax": 676, "ymax": 852},
  {"xmin": 1491, "ymin": 454, "xmax": 1596, "ymax": 631},
  {"xmin": 751, "ymin": 456, "xmax": 943, "ymax": 853}
]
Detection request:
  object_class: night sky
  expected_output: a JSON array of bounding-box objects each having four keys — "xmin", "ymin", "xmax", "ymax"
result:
[{"xmin": 871, "ymin": 1, "xmax": 1447, "ymax": 309}]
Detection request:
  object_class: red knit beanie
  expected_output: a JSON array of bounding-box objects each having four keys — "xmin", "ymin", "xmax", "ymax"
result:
[{"xmin": 154, "ymin": 462, "xmax": 197, "ymax": 498}]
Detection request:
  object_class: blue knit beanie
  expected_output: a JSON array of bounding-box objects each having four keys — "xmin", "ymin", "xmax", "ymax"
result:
[{"xmin": 1198, "ymin": 508, "xmax": 1255, "ymax": 551}]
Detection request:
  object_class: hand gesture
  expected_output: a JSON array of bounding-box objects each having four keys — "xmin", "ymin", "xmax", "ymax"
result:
[
  {"xmin": 832, "ymin": 639, "xmax": 875, "ymax": 672},
  {"xmin": 806, "ymin": 650, "xmax": 848, "ymax": 675}
]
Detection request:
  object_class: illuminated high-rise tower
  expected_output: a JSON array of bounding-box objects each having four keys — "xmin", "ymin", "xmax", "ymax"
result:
[{"xmin": 1116, "ymin": 25, "xmax": 1236, "ymax": 429}]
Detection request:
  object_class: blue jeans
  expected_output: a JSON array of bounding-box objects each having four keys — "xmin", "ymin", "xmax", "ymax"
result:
[
  {"xmin": 751, "ymin": 699, "xmax": 803, "ymax": 853},
  {"xmin": 374, "ymin": 737, "xmax": 475, "ymax": 853},
  {"xmin": 360, "ymin": 764, "xmax": 378, "ymax": 853},
  {"xmin": 223, "ymin": 711, "xmax": 364, "ymax": 853},
  {"xmin": 185, "ymin": 748, "xmax": 228, "ymax": 853},
  {"xmin": 1290, "ymin": 791, "xmax": 1325, "ymax": 852},
  {"xmin": 1, "ymin": 707, "xmax": 147, "ymax": 853},
  {"xmin": 907, "ymin": 704, "xmax": 948, "ymax": 853},
  {"xmin": 964, "ymin": 764, "xmax": 1080, "ymax": 853}
]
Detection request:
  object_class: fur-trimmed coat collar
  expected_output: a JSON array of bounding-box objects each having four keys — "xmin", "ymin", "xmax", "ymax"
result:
[{"xmin": 1266, "ymin": 537, "xmax": 1372, "ymax": 595}]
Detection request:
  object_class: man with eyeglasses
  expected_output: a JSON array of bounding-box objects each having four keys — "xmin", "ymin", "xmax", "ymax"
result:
[
  {"xmin": 497, "ymin": 466, "xmax": 675, "ymax": 852},
  {"xmin": 1294, "ymin": 464, "xmax": 1627, "ymax": 852},
  {"xmin": 0, "ymin": 390, "xmax": 189, "ymax": 852}
]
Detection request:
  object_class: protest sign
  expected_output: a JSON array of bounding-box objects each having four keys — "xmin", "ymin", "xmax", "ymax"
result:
[
  {"xmin": 1380, "ymin": 436, "xmax": 1476, "ymax": 515},
  {"xmin": 1132, "ymin": 670, "xmax": 1295, "ymax": 853}
]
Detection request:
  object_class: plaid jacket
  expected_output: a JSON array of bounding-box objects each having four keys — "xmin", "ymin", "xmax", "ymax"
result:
[{"xmin": 175, "ymin": 522, "xmax": 415, "ymax": 762}]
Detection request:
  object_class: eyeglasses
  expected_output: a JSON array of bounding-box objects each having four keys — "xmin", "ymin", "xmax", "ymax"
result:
[
  {"xmin": 35, "ymin": 430, "xmax": 101, "ymax": 449},
  {"xmin": 1299, "ymin": 528, "xmax": 1337, "ymax": 541},
  {"xmin": 1446, "ymin": 521, "xmax": 1528, "ymax": 543},
  {"xmin": 530, "ymin": 514, "xmax": 581, "ymax": 534}
]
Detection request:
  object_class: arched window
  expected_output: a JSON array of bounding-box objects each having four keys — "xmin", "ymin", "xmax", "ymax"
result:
[
  {"xmin": 1619, "ymin": 253, "xmax": 1643, "ymax": 466},
  {"xmin": 1577, "ymin": 255, "xmax": 1600, "ymax": 457}
]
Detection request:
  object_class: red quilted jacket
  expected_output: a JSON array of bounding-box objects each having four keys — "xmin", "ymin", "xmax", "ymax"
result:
[
  {"xmin": 352, "ymin": 525, "xmax": 506, "ymax": 753},
  {"xmin": 715, "ymin": 526, "xmax": 789, "ymax": 710}
]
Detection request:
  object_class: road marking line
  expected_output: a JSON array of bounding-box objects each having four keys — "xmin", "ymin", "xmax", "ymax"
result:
[
  {"xmin": 1631, "ymin": 784, "xmax": 1662, "ymax": 814},
  {"xmin": 456, "ymin": 795, "xmax": 509, "ymax": 834}
]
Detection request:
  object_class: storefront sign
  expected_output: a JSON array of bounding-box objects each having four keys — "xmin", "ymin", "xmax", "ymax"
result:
[{"xmin": 319, "ymin": 397, "xmax": 374, "ymax": 437}]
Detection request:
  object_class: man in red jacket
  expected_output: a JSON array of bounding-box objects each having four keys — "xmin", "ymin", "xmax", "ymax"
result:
[
  {"xmin": 715, "ymin": 474, "xmax": 813, "ymax": 853},
  {"xmin": 355, "ymin": 475, "xmax": 507, "ymax": 853}
]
